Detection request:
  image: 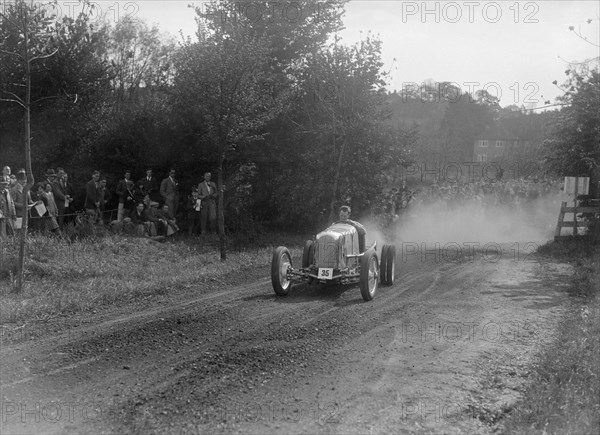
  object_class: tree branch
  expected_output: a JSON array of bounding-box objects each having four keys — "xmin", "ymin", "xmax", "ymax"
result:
[{"xmin": 0, "ymin": 97, "xmax": 26, "ymax": 109}]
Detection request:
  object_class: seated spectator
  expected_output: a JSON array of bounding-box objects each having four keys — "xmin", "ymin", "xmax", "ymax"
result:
[
  {"xmin": 158, "ymin": 204, "xmax": 179, "ymax": 236},
  {"xmin": 146, "ymin": 201, "xmax": 166, "ymax": 236},
  {"xmin": 129, "ymin": 202, "xmax": 155, "ymax": 237}
]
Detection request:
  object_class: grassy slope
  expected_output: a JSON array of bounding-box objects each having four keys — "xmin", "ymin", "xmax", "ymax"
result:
[
  {"xmin": 500, "ymin": 241, "xmax": 600, "ymax": 434},
  {"xmin": 0, "ymin": 235, "xmax": 302, "ymax": 325}
]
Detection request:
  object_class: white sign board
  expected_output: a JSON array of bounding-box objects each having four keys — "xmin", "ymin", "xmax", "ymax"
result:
[{"xmin": 564, "ymin": 177, "xmax": 590, "ymax": 195}]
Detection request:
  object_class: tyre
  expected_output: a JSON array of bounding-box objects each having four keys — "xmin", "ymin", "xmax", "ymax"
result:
[
  {"xmin": 359, "ymin": 248, "xmax": 379, "ymax": 301},
  {"xmin": 271, "ymin": 246, "xmax": 293, "ymax": 296},
  {"xmin": 380, "ymin": 244, "xmax": 389, "ymax": 285},
  {"xmin": 385, "ymin": 245, "xmax": 396, "ymax": 286},
  {"xmin": 302, "ymin": 240, "xmax": 314, "ymax": 268}
]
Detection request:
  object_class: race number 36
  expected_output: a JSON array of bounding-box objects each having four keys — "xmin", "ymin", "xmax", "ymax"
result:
[{"xmin": 318, "ymin": 268, "xmax": 333, "ymax": 280}]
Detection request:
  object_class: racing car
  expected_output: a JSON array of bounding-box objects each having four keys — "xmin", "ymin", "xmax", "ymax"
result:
[{"xmin": 271, "ymin": 222, "xmax": 396, "ymax": 301}]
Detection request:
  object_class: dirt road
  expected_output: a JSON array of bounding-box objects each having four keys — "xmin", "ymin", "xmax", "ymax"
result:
[{"xmin": 1, "ymin": 244, "xmax": 572, "ymax": 434}]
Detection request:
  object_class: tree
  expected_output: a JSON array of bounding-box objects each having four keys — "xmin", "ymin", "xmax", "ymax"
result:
[
  {"xmin": 0, "ymin": 0, "xmax": 57, "ymax": 292},
  {"xmin": 173, "ymin": 14, "xmax": 290, "ymax": 260},
  {"xmin": 544, "ymin": 69, "xmax": 600, "ymax": 177}
]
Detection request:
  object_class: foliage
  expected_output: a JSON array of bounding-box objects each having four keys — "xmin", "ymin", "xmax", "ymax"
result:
[{"xmin": 544, "ymin": 68, "xmax": 600, "ymax": 177}]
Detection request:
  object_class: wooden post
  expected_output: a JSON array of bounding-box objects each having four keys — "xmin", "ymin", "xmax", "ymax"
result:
[
  {"xmin": 555, "ymin": 201, "xmax": 567, "ymax": 239},
  {"xmin": 573, "ymin": 177, "xmax": 578, "ymax": 236}
]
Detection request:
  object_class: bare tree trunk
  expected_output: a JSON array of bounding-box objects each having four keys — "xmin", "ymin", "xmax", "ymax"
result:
[
  {"xmin": 217, "ymin": 152, "xmax": 226, "ymax": 262},
  {"xmin": 15, "ymin": 18, "xmax": 34, "ymax": 293}
]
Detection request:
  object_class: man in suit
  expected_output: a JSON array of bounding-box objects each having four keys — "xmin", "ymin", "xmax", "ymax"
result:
[
  {"xmin": 85, "ymin": 170, "xmax": 101, "ymax": 222},
  {"xmin": 160, "ymin": 169, "xmax": 179, "ymax": 217},
  {"xmin": 52, "ymin": 170, "xmax": 72, "ymax": 227},
  {"xmin": 138, "ymin": 169, "xmax": 159, "ymax": 203},
  {"xmin": 198, "ymin": 171, "xmax": 217, "ymax": 234},
  {"xmin": 0, "ymin": 178, "xmax": 16, "ymax": 238},
  {"xmin": 115, "ymin": 170, "xmax": 133, "ymax": 222}
]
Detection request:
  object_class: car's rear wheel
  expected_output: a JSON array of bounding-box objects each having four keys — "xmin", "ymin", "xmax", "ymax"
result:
[
  {"xmin": 385, "ymin": 245, "xmax": 396, "ymax": 285},
  {"xmin": 380, "ymin": 244, "xmax": 389, "ymax": 284},
  {"xmin": 302, "ymin": 240, "xmax": 314, "ymax": 268},
  {"xmin": 271, "ymin": 246, "xmax": 292, "ymax": 296},
  {"xmin": 360, "ymin": 248, "xmax": 379, "ymax": 301}
]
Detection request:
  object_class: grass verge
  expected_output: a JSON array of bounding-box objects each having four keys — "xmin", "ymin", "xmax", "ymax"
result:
[
  {"xmin": 0, "ymin": 234, "xmax": 303, "ymax": 326},
  {"xmin": 500, "ymin": 240, "xmax": 600, "ymax": 434}
]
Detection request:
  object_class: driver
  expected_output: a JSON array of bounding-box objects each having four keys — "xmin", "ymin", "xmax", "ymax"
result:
[{"xmin": 336, "ymin": 205, "xmax": 366, "ymax": 253}]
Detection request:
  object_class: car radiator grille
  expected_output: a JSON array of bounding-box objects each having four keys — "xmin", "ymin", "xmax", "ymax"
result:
[{"xmin": 315, "ymin": 235, "xmax": 339, "ymax": 268}]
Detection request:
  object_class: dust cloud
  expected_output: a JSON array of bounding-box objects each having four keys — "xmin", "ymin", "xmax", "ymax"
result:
[{"xmin": 393, "ymin": 191, "xmax": 570, "ymax": 246}]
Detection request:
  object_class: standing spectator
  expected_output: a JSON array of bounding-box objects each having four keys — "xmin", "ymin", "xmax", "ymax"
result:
[
  {"xmin": 138, "ymin": 169, "xmax": 159, "ymax": 203},
  {"xmin": 187, "ymin": 190, "xmax": 202, "ymax": 236},
  {"xmin": 1, "ymin": 166, "xmax": 11, "ymax": 183},
  {"xmin": 0, "ymin": 178, "xmax": 16, "ymax": 237},
  {"xmin": 45, "ymin": 168, "xmax": 58, "ymax": 187},
  {"xmin": 43, "ymin": 181, "xmax": 60, "ymax": 233},
  {"xmin": 98, "ymin": 178, "xmax": 112, "ymax": 223},
  {"xmin": 84, "ymin": 170, "xmax": 101, "ymax": 222},
  {"xmin": 61, "ymin": 173, "xmax": 75, "ymax": 225},
  {"xmin": 52, "ymin": 170, "xmax": 70, "ymax": 227},
  {"xmin": 115, "ymin": 170, "xmax": 133, "ymax": 221},
  {"xmin": 160, "ymin": 168, "xmax": 179, "ymax": 217},
  {"xmin": 198, "ymin": 172, "xmax": 217, "ymax": 234},
  {"xmin": 10, "ymin": 170, "xmax": 32, "ymax": 232}
]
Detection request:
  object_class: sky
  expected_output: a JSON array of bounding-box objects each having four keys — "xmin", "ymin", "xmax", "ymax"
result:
[{"xmin": 39, "ymin": 1, "xmax": 600, "ymax": 109}]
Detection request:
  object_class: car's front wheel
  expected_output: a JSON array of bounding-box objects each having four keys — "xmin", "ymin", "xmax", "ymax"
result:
[
  {"xmin": 271, "ymin": 246, "xmax": 293, "ymax": 296},
  {"xmin": 360, "ymin": 248, "xmax": 379, "ymax": 301}
]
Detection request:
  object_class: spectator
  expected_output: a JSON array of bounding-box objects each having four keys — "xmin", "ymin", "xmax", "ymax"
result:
[
  {"xmin": 129, "ymin": 202, "xmax": 155, "ymax": 237},
  {"xmin": 160, "ymin": 168, "xmax": 179, "ymax": 217},
  {"xmin": 198, "ymin": 171, "xmax": 217, "ymax": 234},
  {"xmin": 115, "ymin": 170, "xmax": 133, "ymax": 222},
  {"xmin": 52, "ymin": 170, "xmax": 72, "ymax": 227},
  {"xmin": 84, "ymin": 170, "xmax": 101, "ymax": 222},
  {"xmin": 158, "ymin": 204, "xmax": 179, "ymax": 236},
  {"xmin": 61, "ymin": 173, "xmax": 75, "ymax": 226},
  {"xmin": 187, "ymin": 190, "xmax": 202, "ymax": 236},
  {"xmin": 31, "ymin": 182, "xmax": 58, "ymax": 234},
  {"xmin": 138, "ymin": 169, "xmax": 159, "ymax": 203},
  {"xmin": 0, "ymin": 178, "xmax": 16, "ymax": 237},
  {"xmin": 10, "ymin": 170, "xmax": 33, "ymax": 232},
  {"xmin": 1, "ymin": 166, "xmax": 11, "ymax": 183},
  {"xmin": 42, "ymin": 181, "xmax": 60, "ymax": 233},
  {"xmin": 98, "ymin": 178, "xmax": 112, "ymax": 223},
  {"xmin": 146, "ymin": 201, "xmax": 166, "ymax": 236},
  {"xmin": 45, "ymin": 169, "xmax": 58, "ymax": 187}
]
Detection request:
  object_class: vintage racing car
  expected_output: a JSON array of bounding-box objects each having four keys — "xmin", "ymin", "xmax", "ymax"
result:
[{"xmin": 271, "ymin": 222, "xmax": 396, "ymax": 301}]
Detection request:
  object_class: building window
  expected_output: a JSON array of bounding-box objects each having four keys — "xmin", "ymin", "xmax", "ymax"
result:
[
  {"xmin": 479, "ymin": 140, "xmax": 488, "ymax": 147},
  {"xmin": 478, "ymin": 154, "xmax": 487, "ymax": 162},
  {"xmin": 496, "ymin": 140, "xmax": 504, "ymax": 147}
]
